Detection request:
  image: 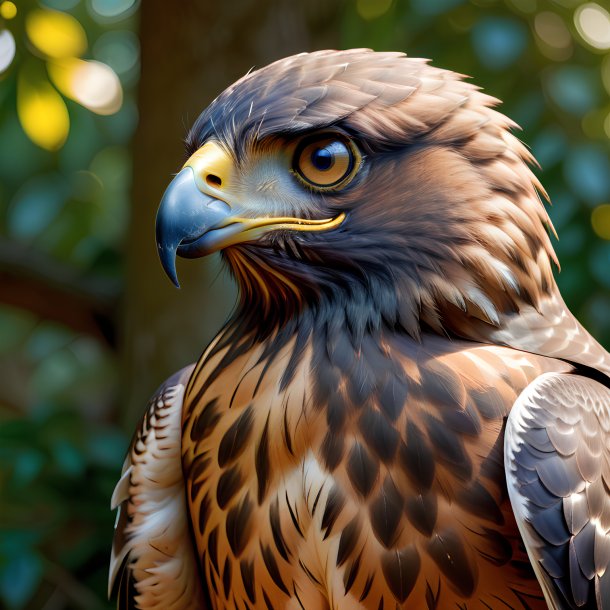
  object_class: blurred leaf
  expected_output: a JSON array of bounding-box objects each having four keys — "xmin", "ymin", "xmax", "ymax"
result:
[
  {"xmin": 471, "ymin": 16, "xmax": 527, "ymax": 69},
  {"xmin": 17, "ymin": 69, "xmax": 69, "ymax": 151},
  {"xmin": 48, "ymin": 57, "xmax": 123, "ymax": 115},
  {"xmin": 544, "ymin": 66, "xmax": 600, "ymax": 116},
  {"xmin": 7, "ymin": 173, "xmax": 67, "ymax": 240},
  {"xmin": 0, "ymin": 550, "xmax": 42, "ymax": 609},
  {"xmin": 564, "ymin": 144, "xmax": 610, "ymax": 205},
  {"xmin": 25, "ymin": 8, "xmax": 87, "ymax": 60}
]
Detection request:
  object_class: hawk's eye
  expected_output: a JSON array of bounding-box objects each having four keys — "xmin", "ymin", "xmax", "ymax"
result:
[{"xmin": 294, "ymin": 135, "xmax": 359, "ymax": 190}]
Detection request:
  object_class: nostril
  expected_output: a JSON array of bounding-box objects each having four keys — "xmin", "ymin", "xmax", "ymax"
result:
[{"xmin": 206, "ymin": 174, "xmax": 222, "ymax": 188}]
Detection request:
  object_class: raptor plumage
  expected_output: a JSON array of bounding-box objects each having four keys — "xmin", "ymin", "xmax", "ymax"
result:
[{"xmin": 110, "ymin": 50, "xmax": 610, "ymax": 609}]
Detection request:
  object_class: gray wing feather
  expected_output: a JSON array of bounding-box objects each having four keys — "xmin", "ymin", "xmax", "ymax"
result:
[
  {"xmin": 109, "ymin": 365, "xmax": 208, "ymax": 609},
  {"xmin": 505, "ymin": 372, "xmax": 610, "ymax": 609}
]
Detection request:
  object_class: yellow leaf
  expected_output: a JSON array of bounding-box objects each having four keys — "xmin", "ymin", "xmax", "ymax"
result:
[
  {"xmin": 48, "ymin": 58, "xmax": 122, "ymax": 115},
  {"xmin": 17, "ymin": 71, "xmax": 69, "ymax": 150},
  {"xmin": 25, "ymin": 8, "xmax": 87, "ymax": 59}
]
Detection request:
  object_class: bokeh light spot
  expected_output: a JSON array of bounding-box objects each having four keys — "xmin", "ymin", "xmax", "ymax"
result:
[
  {"xmin": 90, "ymin": 0, "xmax": 138, "ymax": 19},
  {"xmin": 545, "ymin": 66, "xmax": 598, "ymax": 116},
  {"xmin": 535, "ymin": 12, "xmax": 571, "ymax": 48},
  {"xmin": 8, "ymin": 173, "xmax": 67, "ymax": 239},
  {"xmin": 0, "ymin": 1, "xmax": 17, "ymax": 19},
  {"xmin": 17, "ymin": 72, "xmax": 69, "ymax": 151},
  {"xmin": 411, "ymin": 0, "xmax": 464, "ymax": 16},
  {"xmin": 93, "ymin": 30, "xmax": 139, "ymax": 76},
  {"xmin": 48, "ymin": 57, "xmax": 123, "ymax": 115},
  {"xmin": 592, "ymin": 204, "xmax": 610, "ymax": 240},
  {"xmin": 0, "ymin": 29, "xmax": 16, "ymax": 73},
  {"xmin": 25, "ymin": 8, "xmax": 87, "ymax": 59},
  {"xmin": 564, "ymin": 145, "xmax": 610, "ymax": 205},
  {"xmin": 472, "ymin": 17, "xmax": 527, "ymax": 70},
  {"xmin": 534, "ymin": 11, "xmax": 572, "ymax": 59},
  {"xmin": 575, "ymin": 3, "xmax": 610, "ymax": 50},
  {"xmin": 356, "ymin": 0, "xmax": 392, "ymax": 20}
]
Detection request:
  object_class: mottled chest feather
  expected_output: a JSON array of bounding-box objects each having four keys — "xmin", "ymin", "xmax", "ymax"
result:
[{"xmin": 181, "ymin": 329, "xmax": 570, "ymax": 609}]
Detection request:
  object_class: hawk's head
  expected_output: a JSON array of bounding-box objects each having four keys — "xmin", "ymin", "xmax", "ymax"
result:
[{"xmin": 156, "ymin": 49, "xmax": 557, "ymax": 340}]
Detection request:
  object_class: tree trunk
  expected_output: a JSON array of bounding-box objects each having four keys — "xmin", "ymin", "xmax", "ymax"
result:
[{"xmin": 122, "ymin": 0, "xmax": 344, "ymax": 423}]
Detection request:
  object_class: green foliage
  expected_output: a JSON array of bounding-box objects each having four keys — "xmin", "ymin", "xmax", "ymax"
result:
[
  {"xmin": 0, "ymin": 0, "xmax": 135, "ymax": 607},
  {"xmin": 0, "ymin": 0, "xmax": 608, "ymax": 608}
]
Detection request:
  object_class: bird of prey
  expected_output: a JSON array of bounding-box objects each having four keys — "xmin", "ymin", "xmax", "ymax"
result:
[{"xmin": 109, "ymin": 50, "xmax": 610, "ymax": 610}]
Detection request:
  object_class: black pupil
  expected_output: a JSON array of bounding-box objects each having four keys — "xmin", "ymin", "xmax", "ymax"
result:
[{"xmin": 311, "ymin": 147, "xmax": 333, "ymax": 171}]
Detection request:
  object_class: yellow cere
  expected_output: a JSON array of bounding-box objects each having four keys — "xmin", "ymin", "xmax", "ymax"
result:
[
  {"xmin": 48, "ymin": 58, "xmax": 123, "ymax": 115},
  {"xmin": 0, "ymin": 1, "xmax": 17, "ymax": 20},
  {"xmin": 17, "ymin": 72, "xmax": 69, "ymax": 150},
  {"xmin": 592, "ymin": 204, "xmax": 610, "ymax": 240},
  {"xmin": 25, "ymin": 8, "xmax": 87, "ymax": 59}
]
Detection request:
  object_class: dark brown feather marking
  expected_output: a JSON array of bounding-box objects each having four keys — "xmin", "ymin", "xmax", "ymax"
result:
[
  {"xmin": 471, "ymin": 386, "xmax": 507, "ymax": 420},
  {"xmin": 455, "ymin": 481, "xmax": 503, "ymax": 525},
  {"xmin": 322, "ymin": 484, "xmax": 347, "ymax": 539},
  {"xmin": 441, "ymin": 401, "xmax": 481, "ymax": 436},
  {"xmin": 426, "ymin": 529, "xmax": 477, "ymax": 597},
  {"xmin": 343, "ymin": 550, "xmax": 363, "ymax": 594},
  {"xmin": 222, "ymin": 556, "xmax": 232, "ymax": 599},
  {"xmin": 337, "ymin": 515, "xmax": 361, "ymax": 567},
  {"xmin": 399, "ymin": 422, "xmax": 435, "ymax": 490},
  {"xmin": 404, "ymin": 492, "xmax": 437, "ymax": 537},
  {"xmin": 216, "ymin": 466, "xmax": 243, "ymax": 509},
  {"xmin": 218, "ymin": 405, "xmax": 254, "ymax": 467},
  {"xmin": 370, "ymin": 476, "xmax": 404, "ymax": 548},
  {"xmin": 381, "ymin": 546, "xmax": 420, "ymax": 603},
  {"xmin": 360, "ymin": 573, "xmax": 375, "ymax": 602},
  {"xmin": 321, "ymin": 430, "xmax": 344, "ymax": 470},
  {"xmin": 262, "ymin": 590, "xmax": 274, "ymax": 610},
  {"xmin": 226, "ymin": 494, "xmax": 253, "ymax": 557},
  {"xmin": 256, "ymin": 415, "xmax": 271, "ymax": 504},
  {"xmin": 347, "ymin": 442, "xmax": 379, "ymax": 498},
  {"xmin": 282, "ymin": 401, "xmax": 294, "ymax": 456},
  {"xmin": 198, "ymin": 492, "xmax": 211, "ymax": 534},
  {"xmin": 425, "ymin": 579, "xmax": 441, "ymax": 610},
  {"xmin": 240, "ymin": 559, "xmax": 256, "ymax": 604},
  {"xmin": 378, "ymin": 373, "xmax": 408, "ymax": 421},
  {"xmin": 298, "ymin": 559, "xmax": 322, "ymax": 586},
  {"xmin": 269, "ymin": 497, "xmax": 290, "ymax": 562},
  {"xmin": 208, "ymin": 526, "xmax": 219, "ymax": 576},
  {"xmin": 426, "ymin": 415, "xmax": 472, "ymax": 480},
  {"xmin": 347, "ymin": 356, "xmax": 376, "ymax": 406},
  {"xmin": 475, "ymin": 528, "xmax": 513, "ymax": 567},
  {"xmin": 261, "ymin": 543, "xmax": 290, "ymax": 595},
  {"xmin": 190, "ymin": 398, "xmax": 220, "ymax": 442},
  {"xmin": 419, "ymin": 360, "xmax": 464, "ymax": 409},
  {"xmin": 285, "ymin": 490, "xmax": 305, "ymax": 538},
  {"xmin": 359, "ymin": 408, "xmax": 399, "ymax": 462},
  {"xmin": 326, "ymin": 393, "xmax": 347, "ymax": 432}
]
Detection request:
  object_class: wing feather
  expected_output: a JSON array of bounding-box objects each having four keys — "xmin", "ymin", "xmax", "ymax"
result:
[
  {"xmin": 505, "ymin": 372, "xmax": 610, "ymax": 610},
  {"xmin": 109, "ymin": 365, "xmax": 209, "ymax": 609}
]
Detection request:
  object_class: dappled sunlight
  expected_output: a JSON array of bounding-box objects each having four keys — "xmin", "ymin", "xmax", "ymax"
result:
[
  {"xmin": 17, "ymin": 69, "xmax": 69, "ymax": 150},
  {"xmin": 48, "ymin": 57, "xmax": 122, "ymax": 115},
  {"xmin": 575, "ymin": 3, "xmax": 610, "ymax": 51}
]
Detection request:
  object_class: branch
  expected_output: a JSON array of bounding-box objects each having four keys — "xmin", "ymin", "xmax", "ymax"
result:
[{"xmin": 0, "ymin": 238, "xmax": 120, "ymax": 348}]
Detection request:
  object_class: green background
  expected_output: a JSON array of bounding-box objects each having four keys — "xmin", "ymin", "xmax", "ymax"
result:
[{"xmin": 0, "ymin": 0, "xmax": 609, "ymax": 607}]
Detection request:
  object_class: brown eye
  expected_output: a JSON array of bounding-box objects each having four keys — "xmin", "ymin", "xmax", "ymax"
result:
[{"xmin": 294, "ymin": 135, "xmax": 358, "ymax": 189}]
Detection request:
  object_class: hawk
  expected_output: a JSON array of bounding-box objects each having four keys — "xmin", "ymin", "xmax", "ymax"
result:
[{"xmin": 109, "ymin": 50, "xmax": 610, "ymax": 609}]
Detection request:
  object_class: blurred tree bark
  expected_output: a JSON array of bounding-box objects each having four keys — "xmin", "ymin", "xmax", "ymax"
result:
[{"xmin": 122, "ymin": 0, "xmax": 345, "ymax": 424}]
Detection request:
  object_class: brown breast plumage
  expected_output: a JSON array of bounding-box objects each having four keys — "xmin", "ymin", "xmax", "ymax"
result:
[{"xmin": 181, "ymin": 328, "xmax": 571, "ymax": 610}]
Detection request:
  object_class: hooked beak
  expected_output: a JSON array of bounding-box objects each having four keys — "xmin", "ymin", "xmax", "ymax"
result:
[{"xmin": 155, "ymin": 141, "xmax": 345, "ymax": 287}]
